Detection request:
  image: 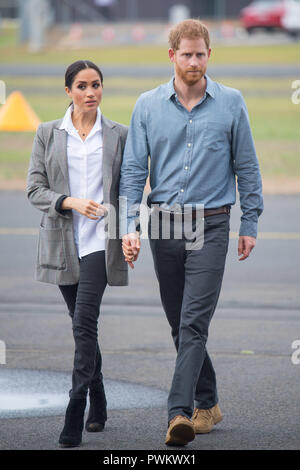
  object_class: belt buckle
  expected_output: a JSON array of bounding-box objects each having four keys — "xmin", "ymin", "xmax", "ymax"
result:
[{"xmin": 156, "ymin": 207, "xmax": 182, "ymax": 217}]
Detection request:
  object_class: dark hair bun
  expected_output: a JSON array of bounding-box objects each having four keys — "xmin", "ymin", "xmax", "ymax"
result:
[{"xmin": 65, "ymin": 60, "xmax": 103, "ymax": 90}]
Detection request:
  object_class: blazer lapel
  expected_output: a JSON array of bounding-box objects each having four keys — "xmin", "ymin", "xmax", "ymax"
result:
[
  {"xmin": 53, "ymin": 126, "xmax": 70, "ymax": 194},
  {"xmin": 102, "ymin": 115, "xmax": 119, "ymax": 203}
]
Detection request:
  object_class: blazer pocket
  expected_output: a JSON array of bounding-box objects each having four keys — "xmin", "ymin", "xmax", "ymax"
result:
[{"xmin": 38, "ymin": 226, "xmax": 66, "ymax": 270}]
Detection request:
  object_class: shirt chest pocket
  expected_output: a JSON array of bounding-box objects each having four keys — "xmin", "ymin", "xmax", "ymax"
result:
[{"xmin": 202, "ymin": 121, "xmax": 231, "ymax": 152}]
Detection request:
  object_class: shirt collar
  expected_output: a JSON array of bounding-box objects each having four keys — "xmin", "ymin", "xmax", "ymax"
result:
[
  {"xmin": 59, "ymin": 104, "xmax": 102, "ymax": 135},
  {"xmin": 205, "ymin": 75, "xmax": 216, "ymax": 99},
  {"xmin": 165, "ymin": 74, "xmax": 216, "ymax": 101}
]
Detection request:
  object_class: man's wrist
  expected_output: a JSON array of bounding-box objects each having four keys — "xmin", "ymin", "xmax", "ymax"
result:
[
  {"xmin": 239, "ymin": 235, "xmax": 256, "ymax": 239},
  {"xmin": 122, "ymin": 232, "xmax": 139, "ymax": 239},
  {"xmin": 120, "ymin": 219, "xmax": 140, "ymax": 237},
  {"xmin": 239, "ymin": 220, "xmax": 258, "ymax": 238}
]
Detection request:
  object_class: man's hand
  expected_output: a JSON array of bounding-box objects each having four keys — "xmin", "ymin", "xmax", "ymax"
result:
[
  {"xmin": 238, "ymin": 235, "xmax": 256, "ymax": 261},
  {"xmin": 122, "ymin": 232, "xmax": 141, "ymax": 269}
]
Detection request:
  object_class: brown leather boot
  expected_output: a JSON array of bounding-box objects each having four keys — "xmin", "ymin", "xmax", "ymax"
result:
[
  {"xmin": 192, "ymin": 403, "xmax": 223, "ymax": 434},
  {"xmin": 165, "ymin": 415, "xmax": 195, "ymax": 446}
]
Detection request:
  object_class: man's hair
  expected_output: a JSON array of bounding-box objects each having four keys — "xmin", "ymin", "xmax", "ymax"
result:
[{"xmin": 168, "ymin": 19, "xmax": 210, "ymax": 51}]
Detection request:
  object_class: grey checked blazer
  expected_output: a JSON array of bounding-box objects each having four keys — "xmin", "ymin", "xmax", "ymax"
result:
[{"xmin": 27, "ymin": 115, "xmax": 128, "ymax": 286}]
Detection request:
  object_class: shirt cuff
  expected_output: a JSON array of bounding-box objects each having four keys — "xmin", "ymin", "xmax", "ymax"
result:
[
  {"xmin": 119, "ymin": 217, "xmax": 139, "ymax": 237},
  {"xmin": 239, "ymin": 219, "xmax": 258, "ymax": 238},
  {"xmin": 55, "ymin": 195, "xmax": 69, "ymax": 215}
]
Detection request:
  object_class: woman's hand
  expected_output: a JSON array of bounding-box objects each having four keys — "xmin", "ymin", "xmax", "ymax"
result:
[{"xmin": 62, "ymin": 197, "xmax": 107, "ymax": 220}]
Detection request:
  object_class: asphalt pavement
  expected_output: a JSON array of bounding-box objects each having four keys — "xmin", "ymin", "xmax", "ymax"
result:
[{"xmin": 0, "ymin": 191, "xmax": 299, "ymax": 451}]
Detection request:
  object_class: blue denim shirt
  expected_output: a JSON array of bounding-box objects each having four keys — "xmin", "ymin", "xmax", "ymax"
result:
[{"xmin": 119, "ymin": 75, "xmax": 263, "ymax": 237}]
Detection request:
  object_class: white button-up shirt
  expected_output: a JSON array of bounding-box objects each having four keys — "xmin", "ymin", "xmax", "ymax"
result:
[{"xmin": 59, "ymin": 105, "xmax": 106, "ymax": 258}]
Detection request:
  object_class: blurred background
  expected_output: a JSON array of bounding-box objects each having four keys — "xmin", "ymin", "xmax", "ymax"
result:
[{"xmin": 0, "ymin": 0, "xmax": 300, "ymax": 193}]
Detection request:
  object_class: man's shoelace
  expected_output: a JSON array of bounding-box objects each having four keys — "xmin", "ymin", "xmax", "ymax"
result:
[{"xmin": 192, "ymin": 408, "xmax": 213, "ymax": 422}]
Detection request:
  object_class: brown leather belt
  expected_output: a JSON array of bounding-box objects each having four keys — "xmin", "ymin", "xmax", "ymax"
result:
[
  {"xmin": 154, "ymin": 205, "xmax": 230, "ymax": 220},
  {"xmin": 203, "ymin": 205, "xmax": 231, "ymax": 218}
]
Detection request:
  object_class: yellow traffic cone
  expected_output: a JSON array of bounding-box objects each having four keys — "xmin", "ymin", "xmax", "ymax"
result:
[{"xmin": 0, "ymin": 91, "xmax": 41, "ymax": 131}]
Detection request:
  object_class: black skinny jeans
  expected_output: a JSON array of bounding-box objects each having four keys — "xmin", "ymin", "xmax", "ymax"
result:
[{"xmin": 59, "ymin": 250, "xmax": 107, "ymax": 405}]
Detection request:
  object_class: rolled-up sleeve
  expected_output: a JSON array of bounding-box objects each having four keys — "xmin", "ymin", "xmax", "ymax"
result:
[
  {"xmin": 231, "ymin": 93, "xmax": 264, "ymax": 238},
  {"xmin": 119, "ymin": 95, "xmax": 149, "ymax": 236}
]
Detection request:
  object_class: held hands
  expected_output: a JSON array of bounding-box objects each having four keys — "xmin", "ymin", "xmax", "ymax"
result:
[
  {"xmin": 122, "ymin": 232, "xmax": 141, "ymax": 269},
  {"xmin": 62, "ymin": 197, "xmax": 107, "ymax": 220},
  {"xmin": 238, "ymin": 235, "xmax": 256, "ymax": 261}
]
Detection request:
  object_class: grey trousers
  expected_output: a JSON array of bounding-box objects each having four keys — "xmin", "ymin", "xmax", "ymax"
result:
[{"xmin": 149, "ymin": 213, "xmax": 230, "ymax": 422}]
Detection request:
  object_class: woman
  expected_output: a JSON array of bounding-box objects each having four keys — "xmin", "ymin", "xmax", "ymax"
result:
[{"xmin": 27, "ymin": 60, "xmax": 131, "ymax": 447}]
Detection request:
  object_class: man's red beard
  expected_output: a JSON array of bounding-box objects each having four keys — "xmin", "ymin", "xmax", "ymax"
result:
[{"xmin": 175, "ymin": 65, "xmax": 205, "ymax": 86}]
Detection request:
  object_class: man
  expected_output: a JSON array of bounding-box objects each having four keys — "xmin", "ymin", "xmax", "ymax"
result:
[{"xmin": 119, "ymin": 19, "xmax": 263, "ymax": 446}]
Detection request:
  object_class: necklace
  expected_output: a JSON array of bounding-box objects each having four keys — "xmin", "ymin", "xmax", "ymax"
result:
[
  {"xmin": 75, "ymin": 128, "xmax": 88, "ymax": 137},
  {"xmin": 73, "ymin": 117, "xmax": 95, "ymax": 138}
]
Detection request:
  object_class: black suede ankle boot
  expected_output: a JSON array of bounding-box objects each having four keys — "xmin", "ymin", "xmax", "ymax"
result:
[
  {"xmin": 85, "ymin": 387, "xmax": 107, "ymax": 432},
  {"xmin": 59, "ymin": 397, "xmax": 87, "ymax": 447}
]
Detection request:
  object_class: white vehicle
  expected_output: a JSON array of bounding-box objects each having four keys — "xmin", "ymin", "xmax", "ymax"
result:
[{"xmin": 282, "ymin": 0, "xmax": 300, "ymax": 36}]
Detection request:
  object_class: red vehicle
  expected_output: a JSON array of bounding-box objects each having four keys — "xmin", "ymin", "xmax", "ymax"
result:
[{"xmin": 240, "ymin": 0, "xmax": 286, "ymax": 33}]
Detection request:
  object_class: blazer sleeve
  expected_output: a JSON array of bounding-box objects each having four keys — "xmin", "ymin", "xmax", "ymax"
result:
[
  {"xmin": 120, "ymin": 125, "xmax": 129, "ymax": 156},
  {"xmin": 27, "ymin": 124, "xmax": 70, "ymax": 219}
]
